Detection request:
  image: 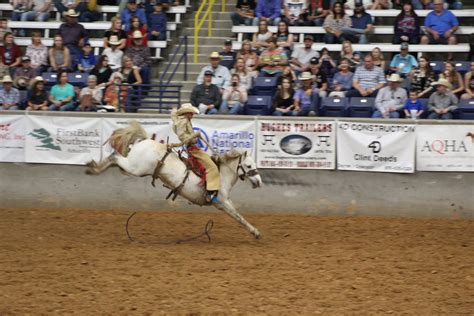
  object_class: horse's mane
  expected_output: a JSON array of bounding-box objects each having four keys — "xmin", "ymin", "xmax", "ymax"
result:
[
  {"xmin": 106, "ymin": 121, "xmax": 148, "ymax": 156},
  {"xmin": 220, "ymin": 149, "xmax": 245, "ymax": 163}
]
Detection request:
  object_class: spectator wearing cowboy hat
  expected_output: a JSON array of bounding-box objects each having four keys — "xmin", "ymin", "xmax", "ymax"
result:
[
  {"xmin": 293, "ymin": 71, "xmax": 318, "ymax": 116},
  {"xmin": 373, "ymin": 73, "xmax": 407, "ymax": 118},
  {"xmin": 14, "ymin": 56, "xmax": 36, "ymax": 89},
  {"xmin": 190, "ymin": 70, "xmax": 221, "ymax": 115},
  {"xmin": 197, "ymin": 52, "xmax": 231, "ymax": 90},
  {"xmin": 0, "ymin": 75, "xmax": 20, "ymax": 110},
  {"xmin": 26, "ymin": 76, "xmax": 49, "ymax": 111},
  {"xmin": 124, "ymin": 30, "xmax": 152, "ymax": 85},
  {"xmin": 102, "ymin": 35, "xmax": 124, "ymax": 71},
  {"xmin": 427, "ymin": 78, "xmax": 458, "ymax": 119},
  {"xmin": 57, "ymin": 8, "xmax": 88, "ymax": 69}
]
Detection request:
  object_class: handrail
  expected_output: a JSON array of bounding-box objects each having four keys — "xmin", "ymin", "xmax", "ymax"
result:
[
  {"xmin": 194, "ymin": 0, "xmax": 215, "ymax": 63},
  {"xmin": 221, "ymin": 0, "xmax": 225, "ymax": 12},
  {"xmin": 159, "ymin": 36, "xmax": 188, "ymax": 85}
]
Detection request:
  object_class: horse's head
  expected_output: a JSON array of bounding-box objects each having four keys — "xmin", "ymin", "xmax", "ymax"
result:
[{"xmin": 236, "ymin": 151, "xmax": 262, "ymax": 189}]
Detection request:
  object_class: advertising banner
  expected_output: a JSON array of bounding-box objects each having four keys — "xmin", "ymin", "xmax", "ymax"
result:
[
  {"xmin": 416, "ymin": 125, "xmax": 474, "ymax": 172},
  {"xmin": 25, "ymin": 115, "xmax": 102, "ymax": 165},
  {"xmin": 0, "ymin": 115, "xmax": 26, "ymax": 162},
  {"xmin": 257, "ymin": 120, "xmax": 336, "ymax": 169},
  {"xmin": 337, "ymin": 122, "xmax": 416, "ymax": 173}
]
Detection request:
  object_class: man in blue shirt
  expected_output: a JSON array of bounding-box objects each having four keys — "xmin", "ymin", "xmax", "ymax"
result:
[
  {"xmin": 390, "ymin": 43, "xmax": 418, "ymax": 78},
  {"xmin": 148, "ymin": 3, "xmax": 167, "ymax": 40},
  {"xmin": 121, "ymin": 0, "xmax": 148, "ymax": 33},
  {"xmin": 341, "ymin": 1, "xmax": 374, "ymax": 44},
  {"xmin": 252, "ymin": 0, "xmax": 281, "ymax": 26}
]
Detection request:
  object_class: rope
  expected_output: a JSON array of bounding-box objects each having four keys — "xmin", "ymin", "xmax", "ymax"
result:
[{"xmin": 125, "ymin": 212, "xmax": 214, "ymax": 244}]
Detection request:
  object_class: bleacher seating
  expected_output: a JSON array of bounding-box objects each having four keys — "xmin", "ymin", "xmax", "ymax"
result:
[
  {"xmin": 252, "ymin": 77, "xmax": 278, "ymax": 96},
  {"xmin": 319, "ymin": 97, "xmax": 348, "ymax": 117},
  {"xmin": 457, "ymin": 99, "xmax": 474, "ymax": 120},
  {"xmin": 347, "ymin": 97, "xmax": 375, "ymax": 118},
  {"xmin": 244, "ymin": 96, "xmax": 272, "ymax": 115}
]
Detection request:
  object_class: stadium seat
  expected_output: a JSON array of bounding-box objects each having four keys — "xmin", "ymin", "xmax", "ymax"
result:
[
  {"xmin": 244, "ymin": 95, "xmax": 272, "ymax": 115},
  {"xmin": 347, "ymin": 97, "xmax": 375, "ymax": 117},
  {"xmin": 457, "ymin": 99, "xmax": 474, "ymax": 120},
  {"xmin": 42, "ymin": 72, "xmax": 58, "ymax": 86},
  {"xmin": 453, "ymin": 61, "xmax": 471, "ymax": 75},
  {"xmin": 68, "ymin": 73, "xmax": 88, "ymax": 87},
  {"xmin": 319, "ymin": 97, "xmax": 348, "ymax": 117},
  {"xmin": 429, "ymin": 61, "xmax": 444, "ymax": 74},
  {"xmin": 251, "ymin": 77, "xmax": 279, "ymax": 96}
]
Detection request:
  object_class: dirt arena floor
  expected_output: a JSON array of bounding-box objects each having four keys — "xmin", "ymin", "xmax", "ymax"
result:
[{"xmin": 0, "ymin": 208, "xmax": 473, "ymax": 314}]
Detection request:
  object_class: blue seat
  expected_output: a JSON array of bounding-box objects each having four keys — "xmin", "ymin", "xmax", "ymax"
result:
[
  {"xmin": 457, "ymin": 99, "xmax": 474, "ymax": 120},
  {"xmin": 319, "ymin": 97, "xmax": 348, "ymax": 117},
  {"xmin": 41, "ymin": 72, "xmax": 58, "ymax": 86},
  {"xmin": 251, "ymin": 76, "xmax": 278, "ymax": 96},
  {"xmin": 347, "ymin": 97, "xmax": 375, "ymax": 117},
  {"xmin": 244, "ymin": 95, "xmax": 272, "ymax": 115},
  {"xmin": 429, "ymin": 61, "xmax": 444, "ymax": 74},
  {"xmin": 453, "ymin": 61, "xmax": 471, "ymax": 75},
  {"xmin": 67, "ymin": 72, "xmax": 87, "ymax": 87}
]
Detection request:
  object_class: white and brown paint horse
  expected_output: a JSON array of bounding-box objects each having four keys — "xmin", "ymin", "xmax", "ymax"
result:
[{"xmin": 86, "ymin": 121, "xmax": 262, "ymax": 239}]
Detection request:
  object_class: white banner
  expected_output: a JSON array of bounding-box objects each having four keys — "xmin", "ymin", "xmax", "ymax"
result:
[
  {"xmin": 257, "ymin": 120, "xmax": 336, "ymax": 169},
  {"xmin": 337, "ymin": 122, "xmax": 416, "ymax": 173},
  {"xmin": 416, "ymin": 125, "xmax": 474, "ymax": 172},
  {"xmin": 0, "ymin": 115, "xmax": 26, "ymax": 162},
  {"xmin": 25, "ymin": 116, "xmax": 102, "ymax": 165}
]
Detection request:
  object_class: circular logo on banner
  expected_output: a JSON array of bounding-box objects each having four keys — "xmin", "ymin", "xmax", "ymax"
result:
[
  {"xmin": 193, "ymin": 127, "xmax": 209, "ymax": 151},
  {"xmin": 280, "ymin": 135, "xmax": 312, "ymax": 155}
]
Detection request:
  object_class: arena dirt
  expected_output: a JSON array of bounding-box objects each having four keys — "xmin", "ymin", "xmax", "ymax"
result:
[{"xmin": 0, "ymin": 208, "xmax": 473, "ymax": 314}]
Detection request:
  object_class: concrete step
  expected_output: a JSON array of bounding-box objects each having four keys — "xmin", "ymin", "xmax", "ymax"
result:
[
  {"xmin": 191, "ymin": 11, "xmax": 232, "ymax": 20},
  {"xmin": 182, "ymin": 27, "xmax": 233, "ymax": 38},
  {"xmin": 184, "ymin": 35, "xmax": 233, "ymax": 45},
  {"xmin": 157, "ymin": 62, "xmax": 208, "ymax": 72},
  {"xmin": 185, "ymin": 19, "xmax": 233, "ymax": 29}
]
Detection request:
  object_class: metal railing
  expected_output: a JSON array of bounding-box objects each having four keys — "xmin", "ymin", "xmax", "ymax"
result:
[
  {"xmin": 159, "ymin": 36, "xmax": 188, "ymax": 85},
  {"xmin": 118, "ymin": 84, "xmax": 182, "ymax": 113},
  {"xmin": 194, "ymin": 0, "xmax": 215, "ymax": 63}
]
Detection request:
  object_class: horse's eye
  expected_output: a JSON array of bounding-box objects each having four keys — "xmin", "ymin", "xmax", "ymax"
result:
[{"xmin": 246, "ymin": 164, "xmax": 252, "ymax": 169}]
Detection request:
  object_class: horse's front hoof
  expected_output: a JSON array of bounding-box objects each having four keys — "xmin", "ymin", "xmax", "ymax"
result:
[{"xmin": 253, "ymin": 230, "xmax": 262, "ymax": 240}]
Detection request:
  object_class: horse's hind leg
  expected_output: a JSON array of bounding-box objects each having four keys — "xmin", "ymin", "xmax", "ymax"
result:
[
  {"xmin": 86, "ymin": 155, "xmax": 117, "ymax": 175},
  {"xmin": 215, "ymin": 199, "xmax": 261, "ymax": 239}
]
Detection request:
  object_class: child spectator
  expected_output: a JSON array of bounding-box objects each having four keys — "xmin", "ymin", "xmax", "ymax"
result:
[
  {"xmin": 329, "ymin": 58, "xmax": 354, "ymax": 97},
  {"xmin": 220, "ymin": 40, "xmax": 237, "ymax": 70},
  {"xmin": 127, "ymin": 16, "xmax": 149, "ymax": 47},
  {"xmin": 272, "ymin": 77, "xmax": 296, "ymax": 116},
  {"xmin": 0, "ymin": 75, "xmax": 20, "ymax": 110},
  {"xmin": 148, "ymin": 3, "xmax": 167, "ymax": 41},
  {"xmin": 48, "ymin": 70, "xmax": 76, "ymax": 111},
  {"xmin": 102, "ymin": 36, "xmax": 124, "ymax": 71},
  {"xmin": 14, "ymin": 56, "xmax": 36, "ymax": 89},
  {"xmin": 0, "ymin": 33, "xmax": 22, "ymax": 77},
  {"xmin": 404, "ymin": 89, "xmax": 424, "ymax": 119},
  {"xmin": 221, "ymin": 74, "xmax": 247, "ymax": 114},
  {"xmin": 26, "ymin": 32, "xmax": 49, "ymax": 75},
  {"xmin": 26, "ymin": 76, "xmax": 49, "ymax": 111},
  {"xmin": 78, "ymin": 42, "xmax": 97, "ymax": 73},
  {"xmin": 48, "ymin": 35, "xmax": 72, "ymax": 72}
]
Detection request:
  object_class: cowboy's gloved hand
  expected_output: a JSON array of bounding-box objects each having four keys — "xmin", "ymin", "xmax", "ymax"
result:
[{"xmin": 193, "ymin": 131, "xmax": 201, "ymax": 139}]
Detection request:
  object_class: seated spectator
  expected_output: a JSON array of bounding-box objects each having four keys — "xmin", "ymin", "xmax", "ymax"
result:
[
  {"xmin": 373, "ymin": 74, "xmax": 407, "ymax": 118},
  {"xmin": 390, "ymin": 43, "xmax": 418, "ymax": 78},
  {"xmin": 126, "ymin": 16, "xmax": 148, "ymax": 47},
  {"xmin": 342, "ymin": 1, "xmax": 374, "ymax": 44},
  {"xmin": 252, "ymin": 19, "xmax": 273, "ymax": 54},
  {"xmin": 11, "ymin": 0, "xmax": 30, "ymax": 30},
  {"xmin": 190, "ymin": 70, "xmax": 221, "ymax": 115},
  {"xmin": 420, "ymin": 0, "xmax": 458, "ymax": 60},
  {"xmin": 293, "ymin": 72, "xmax": 317, "ymax": 116},
  {"xmin": 221, "ymin": 74, "xmax": 247, "ymax": 114},
  {"xmin": 370, "ymin": 0, "xmax": 391, "ymax": 10},
  {"xmin": 26, "ymin": 32, "xmax": 48, "ymax": 75},
  {"xmin": 427, "ymin": 78, "xmax": 458, "ymax": 119},
  {"xmin": 53, "ymin": 0, "xmax": 100, "ymax": 22},
  {"xmin": 197, "ymin": 52, "xmax": 231, "ymax": 90},
  {"xmin": 329, "ymin": 58, "xmax": 354, "ymax": 97},
  {"xmin": 347, "ymin": 54, "xmax": 386, "ymax": 98},
  {"xmin": 49, "ymin": 70, "xmax": 76, "ymax": 111},
  {"xmin": 0, "ymin": 75, "xmax": 20, "ymax": 110},
  {"xmin": 231, "ymin": 57, "xmax": 252, "ymax": 90},
  {"xmin": 343, "ymin": 0, "xmax": 371, "ymax": 9},
  {"xmin": 252, "ymin": 0, "xmax": 281, "ymax": 26},
  {"xmin": 26, "ymin": 76, "xmax": 49, "ymax": 111},
  {"xmin": 282, "ymin": 0, "xmax": 308, "ymax": 26},
  {"xmin": 49, "ymin": 35, "xmax": 72, "ymax": 72},
  {"xmin": 220, "ymin": 40, "xmax": 237, "ymax": 70},
  {"xmin": 275, "ymin": 21, "xmax": 294, "ymax": 56},
  {"xmin": 236, "ymin": 40, "xmax": 259, "ymax": 76},
  {"xmin": 104, "ymin": 16, "xmax": 127, "ymax": 50},
  {"xmin": 340, "ymin": 40, "xmax": 360, "ymax": 72},
  {"xmin": 277, "ymin": 66, "xmax": 297, "ymax": 85},
  {"xmin": 439, "ymin": 61, "xmax": 465, "ymax": 97},
  {"xmin": 308, "ymin": 62, "xmax": 328, "ymax": 98},
  {"xmin": 121, "ymin": 0, "xmax": 148, "ymax": 32},
  {"xmin": 120, "ymin": 56, "xmax": 142, "ymax": 85},
  {"xmin": 14, "ymin": 56, "xmax": 36, "ymax": 89},
  {"xmin": 21, "ymin": 0, "xmax": 51, "ymax": 22},
  {"xmin": 51, "ymin": 0, "xmax": 75, "ymax": 15},
  {"xmin": 103, "ymin": 72, "xmax": 125, "ymax": 111},
  {"xmin": 78, "ymin": 42, "xmax": 96, "ymax": 73},
  {"xmin": 90, "ymin": 55, "xmax": 113, "ymax": 87},
  {"xmin": 77, "ymin": 75, "xmax": 103, "ymax": 111},
  {"xmin": 409, "ymin": 55, "xmax": 436, "ymax": 98},
  {"xmin": 290, "ymin": 35, "xmax": 319, "ymax": 73},
  {"xmin": 144, "ymin": 0, "xmax": 174, "ymax": 18},
  {"xmin": 272, "ymin": 77, "xmax": 296, "ymax": 116},
  {"xmin": 403, "ymin": 89, "xmax": 424, "ymax": 119},
  {"xmin": 461, "ymin": 62, "xmax": 474, "ymax": 100},
  {"xmin": 57, "ymin": 9, "xmax": 88, "ymax": 68},
  {"xmin": 393, "ymin": 2, "xmax": 420, "ymax": 44},
  {"xmin": 148, "ymin": 3, "xmax": 167, "ymax": 41},
  {"xmin": 371, "ymin": 47, "xmax": 386, "ymax": 71},
  {"xmin": 0, "ymin": 19, "xmax": 12, "ymax": 47},
  {"xmin": 0, "ymin": 33, "xmax": 22, "ymax": 77},
  {"xmin": 102, "ymin": 36, "xmax": 124, "ymax": 71},
  {"xmin": 259, "ymin": 37, "xmax": 288, "ymax": 77},
  {"xmin": 323, "ymin": 2, "xmax": 352, "ymax": 44},
  {"xmin": 413, "ymin": 0, "xmax": 462, "ymax": 10},
  {"xmin": 305, "ymin": 0, "xmax": 330, "ymax": 27},
  {"xmin": 125, "ymin": 31, "xmax": 152, "ymax": 84},
  {"xmin": 318, "ymin": 47, "xmax": 336, "ymax": 78},
  {"xmin": 231, "ymin": 0, "xmax": 256, "ymax": 26}
]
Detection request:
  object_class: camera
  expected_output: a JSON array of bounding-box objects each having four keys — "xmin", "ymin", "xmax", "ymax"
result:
[{"xmin": 232, "ymin": 82, "xmax": 238, "ymax": 87}]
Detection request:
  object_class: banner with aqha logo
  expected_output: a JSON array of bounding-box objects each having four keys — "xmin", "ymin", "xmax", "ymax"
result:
[
  {"xmin": 0, "ymin": 115, "xmax": 26, "ymax": 162},
  {"xmin": 416, "ymin": 125, "xmax": 474, "ymax": 172},
  {"xmin": 257, "ymin": 120, "xmax": 336, "ymax": 169},
  {"xmin": 25, "ymin": 115, "xmax": 102, "ymax": 165},
  {"xmin": 337, "ymin": 122, "xmax": 416, "ymax": 173}
]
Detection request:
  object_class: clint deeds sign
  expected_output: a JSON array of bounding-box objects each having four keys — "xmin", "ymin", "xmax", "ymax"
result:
[
  {"xmin": 337, "ymin": 122, "xmax": 416, "ymax": 173},
  {"xmin": 257, "ymin": 120, "xmax": 336, "ymax": 169}
]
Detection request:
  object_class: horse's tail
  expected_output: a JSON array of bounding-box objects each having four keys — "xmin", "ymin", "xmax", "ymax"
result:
[{"xmin": 106, "ymin": 120, "xmax": 148, "ymax": 156}]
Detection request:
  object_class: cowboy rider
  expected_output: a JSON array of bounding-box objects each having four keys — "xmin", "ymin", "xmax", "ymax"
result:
[{"xmin": 171, "ymin": 103, "xmax": 221, "ymax": 203}]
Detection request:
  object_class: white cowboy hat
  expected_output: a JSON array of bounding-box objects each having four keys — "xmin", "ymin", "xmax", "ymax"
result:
[
  {"xmin": 298, "ymin": 72, "xmax": 314, "ymax": 81},
  {"xmin": 28, "ymin": 76, "xmax": 44, "ymax": 89},
  {"xmin": 1, "ymin": 75, "xmax": 13, "ymax": 83},
  {"xmin": 387, "ymin": 73, "xmax": 403, "ymax": 82},
  {"xmin": 109, "ymin": 35, "xmax": 121, "ymax": 45},
  {"xmin": 431, "ymin": 78, "xmax": 453, "ymax": 90},
  {"xmin": 176, "ymin": 103, "xmax": 199, "ymax": 116},
  {"xmin": 64, "ymin": 9, "xmax": 80, "ymax": 17},
  {"xmin": 209, "ymin": 51, "xmax": 221, "ymax": 59},
  {"xmin": 132, "ymin": 30, "xmax": 143, "ymax": 39}
]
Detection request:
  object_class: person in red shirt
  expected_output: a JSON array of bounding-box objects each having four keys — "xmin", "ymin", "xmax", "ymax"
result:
[
  {"xmin": 126, "ymin": 16, "xmax": 148, "ymax": 47},
  {"xmin": 0, "ymin": 32, "xmax": 22, "ymax": 77}
]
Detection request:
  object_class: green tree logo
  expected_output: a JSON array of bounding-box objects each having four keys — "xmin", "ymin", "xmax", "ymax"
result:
[{"xmin": 29, "ymin": 128, "xmax": 61, "ymax": 151}]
